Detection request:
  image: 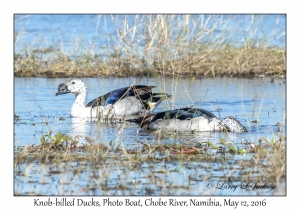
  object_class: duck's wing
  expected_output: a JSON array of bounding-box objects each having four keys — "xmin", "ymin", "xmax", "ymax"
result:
[
  {"xmin": 85, "ymin": 85, "xmax": 155, "ymax": 108},
  {"xmin": 143, "ymin": 93, "xmax": 171, "ymax": 103},
  {"xmin": 151, "ymin": 108, "xmax": 217, "ymax": 121},
  {"xmin": 179, "ymin": 108, "xmax": 217, "ymax": 119},
  {"xmin": 142, "ymin": 93, "xmax": 172, "ymax": 111},
  {"xmin": 127, "ymin": 108, "xmax": 217, "ymax": 129},
  {"xmin": 126, "ymin": 109, "xmax": 175, "ymax": 129}
]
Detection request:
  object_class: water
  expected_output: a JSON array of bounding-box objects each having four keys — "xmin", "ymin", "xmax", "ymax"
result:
[
  {"xmin": 14, "ymin": 77, "xmax": 286, "ymax": 146},
  {"xmin": 14, "ymin": 77, "xmax": 286, "ymax": 195}
]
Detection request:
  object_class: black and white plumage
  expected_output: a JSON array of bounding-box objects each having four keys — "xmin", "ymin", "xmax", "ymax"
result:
[
  {"xmin": 127, "ymin": 107, "xmax": 247, "ymax": 133},
  {"xmin": 55, "ymin": 79, "xmax": 170, "ymax": 118}
]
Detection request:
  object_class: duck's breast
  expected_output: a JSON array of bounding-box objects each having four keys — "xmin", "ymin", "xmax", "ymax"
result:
[{"xmin": 71, "ymin": 104, "xmax": 95, "ymax": 118}]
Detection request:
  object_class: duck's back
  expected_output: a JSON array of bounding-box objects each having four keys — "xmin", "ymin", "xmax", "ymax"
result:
[
  {"xmin": 151, "ymin": 108, "xmax": 217, "ymax": 121},
  {"xmin": 85, "ymin": 85, "xmax": 155, "ymax": 107},
  {"xmin": 127, "ymin": 108, "xmax": 218, "ymax": 129}
]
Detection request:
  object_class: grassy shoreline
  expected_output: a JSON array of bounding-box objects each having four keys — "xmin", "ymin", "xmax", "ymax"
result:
[{"xmin": 14, "ymin": 46, "xmax": 285, "ymax": 78}]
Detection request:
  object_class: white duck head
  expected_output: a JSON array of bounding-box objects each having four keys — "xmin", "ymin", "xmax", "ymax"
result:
[{"xmin": 56, "ymin": 79, "xmax": 87, "ymax": 107}]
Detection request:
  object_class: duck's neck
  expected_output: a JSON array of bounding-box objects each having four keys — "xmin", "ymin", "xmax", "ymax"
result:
[{"xmin": 73, "ymin": 87, "xmax": 87, "ymax": 108}]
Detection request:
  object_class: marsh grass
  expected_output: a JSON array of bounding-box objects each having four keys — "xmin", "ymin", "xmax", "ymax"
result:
[
  {"xmin": 14, "ymin": 15, "xmax": 286, "ymax": 78},
  {"xmin": 14, "ymin": 130, "xmax": 286, "ymax": 195}
]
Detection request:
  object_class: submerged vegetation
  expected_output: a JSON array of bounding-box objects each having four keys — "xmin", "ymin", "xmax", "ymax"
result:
[
  {"xmin": 14, "ymin": 130, "xmax": 286, "ymax": 195},
  {"xmin": 14, "ymin": 15, "xmax": 286, "ymax": 78}
]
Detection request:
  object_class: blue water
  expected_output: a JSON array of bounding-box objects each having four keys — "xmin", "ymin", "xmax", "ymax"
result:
[
  {"xmin": 14, "ymin": 14, "xmax": 286, "ymax": 56},
  {"xmin": 14, "ymin": 77, "xmax": 285, "ymax": 146}
]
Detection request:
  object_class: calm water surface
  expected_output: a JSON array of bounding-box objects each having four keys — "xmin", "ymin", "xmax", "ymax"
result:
[
  {"xmin": 14, "ymin": 77, "xmax": 286, "ymax": 146},
  {"xmin": 14, "ymin": 77, "xmax": 286, "ymax": 195}
]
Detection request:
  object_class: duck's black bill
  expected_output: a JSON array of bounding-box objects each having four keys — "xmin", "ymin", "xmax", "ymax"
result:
[{"xmin": 56, "ymin": 91, "xmax": 69, "ymax": 96}]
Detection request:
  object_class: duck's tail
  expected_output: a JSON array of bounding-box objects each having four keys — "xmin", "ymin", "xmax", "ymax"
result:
[
  {"xmin": 144, "ymin": 93, "xmax": 172, "ymax": 112},
  {"xmin": 221, "ymin": 116, "xmax": 247, "ymax": 133}
]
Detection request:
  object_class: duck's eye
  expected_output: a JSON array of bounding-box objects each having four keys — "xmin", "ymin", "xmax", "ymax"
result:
[{"xmin": 72, "ymin": 82, "xmax": 75, "ymax": 84}]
